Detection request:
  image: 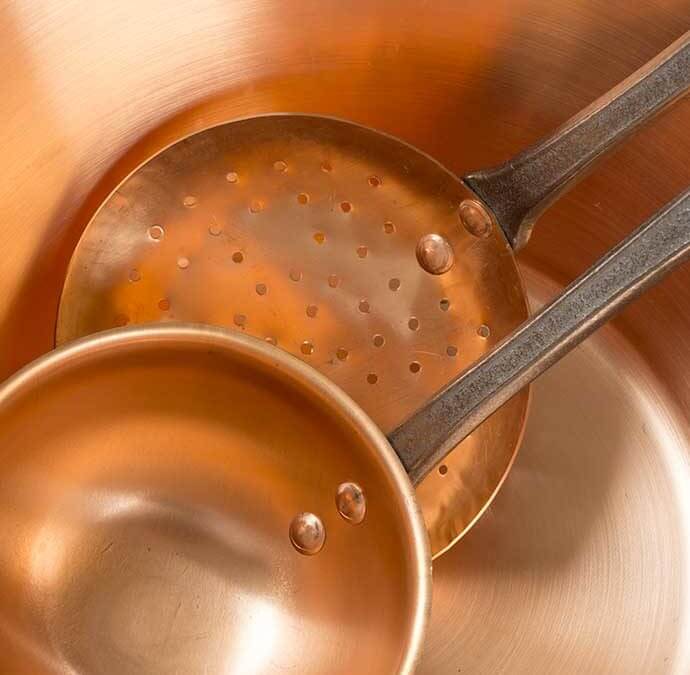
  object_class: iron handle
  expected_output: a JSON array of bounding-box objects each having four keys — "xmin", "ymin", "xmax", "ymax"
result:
[
  {"xmin": 463, "ymin": 31, "xmax": 690, "ymax": 250},
  {"xmin": 391, "ymin": 188, "xmax": 690, "ymax": 484}
]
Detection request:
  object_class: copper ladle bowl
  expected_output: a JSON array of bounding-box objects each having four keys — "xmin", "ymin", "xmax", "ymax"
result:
[{"xmin": 0, "ymin": 325, "xmax": 429, "ymax": 674}]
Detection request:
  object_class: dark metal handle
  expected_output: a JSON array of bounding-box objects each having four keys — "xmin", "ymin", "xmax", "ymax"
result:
[
  {"xmin": 463, "ymin": 31, "xmax": 690, "ymax": 250},
  {"xmin": 390, "ymin": 188, "xmax": 690, "ymax": 485}
]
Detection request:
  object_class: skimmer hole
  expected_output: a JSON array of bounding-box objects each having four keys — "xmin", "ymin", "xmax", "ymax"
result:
[
  {"xmin": 408, "ymin": 317, "xmax": 419, "ymax": 331},
  {"xmin": 446, "ymin": 345, "xmax": 458, "ymax": 357},
  {"xmin": 273, "ymin": 160, "xmax": 287, "ymax": 172},
  {"xmin": 306, "ymin": 304, "xmax": 318, "ymax": 318},
  {"xmin": 297, "ymin": 193, "xmax": 310, "ymax": 205},
  {"xmin": 439, "ymin": 464, "xmax": 448, "ymax": 476},
  {"xmin": 232, "ymin": 251, "xmax": 244, "ymax": 264},
  {"xmin": 301, "ymin": 340, "xmax": 315, "ymax": 355},
  {"xmin": 233, "ymin": 314, "xmax": 246, "ymax": 328},
  {"xmin": 290, "ymin": 269, "xmax": 302, "ymax": 282},
  {"xmin": 336, "ymin": 347, "xmax": 349, "ymax": 361},
  {"xmin": 440, "ymin": 298, "xmax": 450, "ymax": 311},
  {"xmin": 478, "ymin": 324, "xmax": 491, "ymax": 339},
  {"xmin": 149, "ymin": 225, "xmax": 164, "ymax": 240},
  {"xmin": 389, "ymin": 278, "xmax": 400, "ymax": 291},
  {"xmin": 373, "ymin": 334, "xmax": 385, "ymax": 347},
  {"xmin": 366, "ymin": 373, "xmax": 378, "ymax": 384},
  {"xmin": 368, "ymin": 175, "xmax": 381, "ymax": 187},
  {"xmin": 328, "ymin": 274, "xmax": 340, "ymax": 288},
  {"xmin": 158, "ymin": 298, "xmax": 170, "ymax": 311},
  {"xmin": 383, "ymin": 221, "xmax": 395, "ymax": 234},
  {"xmin": 226, "ymin": 171, "xmax": 239, "ymax": 183},
  {"xmin": 340, "ymin": 201, "xmax": 352, "ymax": 213},
  {"xmin": 313, "ymin": 231, "xmax": 326, "ymax": 245},
  {"xmin": 356, "ymin": 245, "xmax": 368, "ymax": 259},
  {"xmin": 409, "ymin": 361, "xmax": 422, "ymax": 374},
  {"xmin": 256, "ymin": 283, "xmax": 267, "ymax": 296},
  {"xmin": 358, "ymin": 299, "xmax": 370, "ymax": 313},
  {"xmin": 183, "ymin": 196, "xmax": 198, "ymax": 208}
]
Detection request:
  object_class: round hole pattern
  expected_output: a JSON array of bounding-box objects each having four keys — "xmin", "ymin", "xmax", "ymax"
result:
[
  {"xmin": 255, "ymin": 283, "xmax": 267, "ymax": 296},
  {"xmin": 321, "ymin": 161, "xmax": 332, "ymax": 173},
  {"xmin": 408, "ymin": 317, "xmax": 419, "ymax": 331},
  {"xmin": 306, "ymin": 304, "xmax": 318, "ymax": 318},
  {"xmin": 265, "ymin": 336, "xmax": 277, "ymax": 346},
  {"xmin": 336, "ymin": 347, "xmax": 349, "ymax": 361},
  {"xmin": 440, "ymin": 298, "xmax": 450, "ymax": 311},
  {"xmin": 446, "ymin": 345, "xmax": 458, "ymax": 357},
  {"xmin": 389, "ymin": 278, "xmax": 400, "ymax": 291},
  {"xmin": 114, "ymin": 314, "xmax": 129, "ymax": 327},
  {"xmin": 226, "ymin": 171, "xmax": 239, "ymax": 183},
  {"xmin": 366, "ymin": 373, "xmax": 378, "ymax": 385},
  {"xmin": 373, "ymin": 334, "xmax": 385, "ymax": 347},
  {"xmin": 128, "ymin": 269, "xmax": 141, "ymax": 282},
  {"xmin": 232, "ymin": 251, "xmax": 244, "ymax": 264},
  {"xmin": 383, "ymin": 221, "xmax": 395, "ymax": 234},
  {"xmin": 209, "ymin": 222, "xmax": 222, "ymax": 236},
  {"xmin": 368, "ymin": 175, "xmax": 381, "ymax": 187},
  {"xmin": 297, "ymin": 192, "xmax": 310, "ymax": 205},
  {"xmin": 289, "ymin": 269, "xmax": 302, "ymax": 282},
  {"xmin": 313, "ymin": 232, "xmax": 325, "ymax": 245},
  {"xmin": 301, "ymin": 340, "xmax": 315, "ymax": 355},
  {"xmin": 328, "ymin": 274, "xmax": 339, "ymax": 288},
  {"xmin": 409, "ymin": 361, "xmax": 422, "ymax": 374},
  {"xmin": 356, "ymin": 245, "xmax": 368, "ymax": 259},
  {"xmin": 158, "ymin": 298, "xmax": 170, "ymax": 311},
  {"xmin": 233, "ymin": 314, "xmax": 246, "ymax": 328},
  {"xmin": 340, "ymin": 201, "xmax": 352, "ymax": 213},
  {"xmin": 177, "ymin": 256, "xmax": 190, "ymax": 270},
  {"xmin": 478, "ymin": 324, "xmax": 491, "ymax": 339},
  {"xmin": 358, "ymin": 299, "xmax": 370, "ymax": 313},
  {"xmin": 249, "ymin": 200, "xmax": 264, "ymax": 213},
  {"xmin": 273, "ymin": 160, "xmax": 287, "ymax": 172},
  {"xmin": 439, "ymin": 464, "xmax": 448, "ymax": 476}
]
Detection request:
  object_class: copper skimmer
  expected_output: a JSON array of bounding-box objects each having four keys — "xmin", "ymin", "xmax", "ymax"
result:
[{"xmin": 57, "ymin": 31, "xmax": 690, "ymax": 556}]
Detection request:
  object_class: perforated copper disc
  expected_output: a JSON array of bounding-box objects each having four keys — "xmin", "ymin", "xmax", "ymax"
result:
[{"xmin": 57, "ymin": 114, "xmax": 529, "ymax": 557}]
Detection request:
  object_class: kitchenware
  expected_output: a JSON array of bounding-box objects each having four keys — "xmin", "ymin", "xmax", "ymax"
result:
[
  {"xmin": 1, "ymin": 181, "xmax": 688, "ymax": 673},
  {"xmin": 4, "ymin": 4, "xmax": 690, "ymax": 672},
  {"xmin": 56, "ymin": 32, "xmax": 690, "ymax": 556}
]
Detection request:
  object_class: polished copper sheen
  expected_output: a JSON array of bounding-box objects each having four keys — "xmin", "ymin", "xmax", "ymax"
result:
[
  {"xmin": 1, "ymin": 2, "xmax": 690, "ymax": 674},
  {"xmin": 56, "ymin": 114, "xmax": 529, "ymax": 557},
  {"xmin": 0, "ymin": 325, "xmax": 429, "ymax": 674}
]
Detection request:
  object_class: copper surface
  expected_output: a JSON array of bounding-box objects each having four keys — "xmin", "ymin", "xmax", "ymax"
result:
[
  {"xmin": 55, "ymin": 114, "xmax": 530, "ymax": 557},
  {"xmin": 0, "ymin": 325, "xmax": 430, "ymax": 674},
  {"xmin": 1, "ymin": 1, "xmax": 689, "ymax": 672}
]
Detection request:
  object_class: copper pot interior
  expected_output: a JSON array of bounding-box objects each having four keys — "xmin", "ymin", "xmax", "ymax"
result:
[{"xmin": 1, "ymin": 1, "xmax": 689, "ymax": 673}]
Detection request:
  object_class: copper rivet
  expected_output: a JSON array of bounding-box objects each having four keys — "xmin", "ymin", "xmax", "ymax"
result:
[
  {"xmin": 459, "ymin": 199, "xmax": 493, "ymax": 238},
  {"xmin": 289, "ymin": 512, "xmax": 326, "ymax": 555},
  {"xmin": 336, "ymin": 482, "xmax": 366, "ymax": 524},
  {"xmin": 415, "ymin": 233, "xmax": 454, "ymax": 274}
]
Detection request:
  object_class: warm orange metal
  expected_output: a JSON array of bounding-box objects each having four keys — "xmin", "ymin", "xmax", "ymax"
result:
[
  {"xmin": 0, "ymin": 325, "xmax": 430, "ymax": 674},
  {"xmin": 56, "ymin": 114, "xmax": 529, "ymax": 557},
  {"xmin": 0, "ymin": 1, "xmax": 689, "ymax": 673}
]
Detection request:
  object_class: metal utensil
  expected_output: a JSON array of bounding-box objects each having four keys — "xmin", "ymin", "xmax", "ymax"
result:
[
  {"xmin": 56, "ymin": 31, "xmax": 690, "ymax": 556},
  {"xmin": 1, "ymin": 187, "xmax": 687, "ymax": 674}
]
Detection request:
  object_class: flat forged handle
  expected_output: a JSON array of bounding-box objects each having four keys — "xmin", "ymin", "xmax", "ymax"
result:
[
  {"xmin": 390, "ymin": 188, "xmax": 690, "ymax": 485},
  {"xmin": 463, "ymin": 31, "xmax": 690, "ymax": 250}
]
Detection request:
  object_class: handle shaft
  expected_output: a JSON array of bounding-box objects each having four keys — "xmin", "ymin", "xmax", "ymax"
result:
[
  {"xmin": 463, "ymin": 31, "xmax": 690, "ymax": 249},
  {"xmin": 390, "ymin": 189, "xmax": 690, "ymax": 485}
]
